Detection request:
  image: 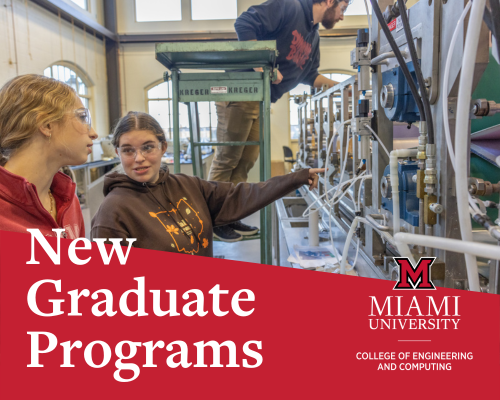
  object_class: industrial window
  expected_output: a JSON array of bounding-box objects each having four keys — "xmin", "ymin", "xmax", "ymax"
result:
[
  {"xmin": 70, "ymin": 0, "xmax": 88, "ymax": 11},
  {"xmin": 146, "ymin": 81, "xmax": 217, "ymax": 141},
  {"xmin": 43, "ymin": 64, "xmax": 91, "ymax": 110},
  {"xmin": 289, "ymin": 84, "xmax": 311, "ymax": 141},
  {"xmin": 135, "ymin": 0, "xmax": 182, "ymax": 22},
  {"xmin": 344, "ymin": 0, "xmax": 372, "ymax": 16},
  {"xmin": 288, "ymin": 73, "xmax": 352, "ymax": 140},
  {"xmin": 191, "ymin": 0, "xmax": 237, "ymax": 20}
]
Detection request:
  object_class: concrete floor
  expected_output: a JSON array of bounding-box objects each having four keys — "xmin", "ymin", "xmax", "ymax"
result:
[
  {"xmin": 84, "ymin": 207, "xmax": 261, "ymax": 264},
  {"xmin": 213, "ymin": 212, "xmax": 261, "ymax": 263}
]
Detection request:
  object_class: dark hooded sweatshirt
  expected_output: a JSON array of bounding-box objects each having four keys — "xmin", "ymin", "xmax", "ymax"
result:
[
  {"xmin": 91, "ymin": 167, "xmax": 310, "ymax": 257},
  {"xmin": 234, "ymin": 0, "xmax": 320, "ymax": 103}
]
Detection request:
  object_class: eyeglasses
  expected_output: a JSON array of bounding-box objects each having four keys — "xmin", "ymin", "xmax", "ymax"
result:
[
  {"xmin": 74, "ymin": 108, "xmax": 92, "ymax": 131},
  {"xmin": 118, "ymin": 142, "xmax": 163, "ymax": 158}
]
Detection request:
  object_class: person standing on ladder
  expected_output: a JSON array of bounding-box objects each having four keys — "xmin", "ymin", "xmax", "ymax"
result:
[{"xmin": 209, "ymin": 0, "xmax": 351, "ymax": 242}]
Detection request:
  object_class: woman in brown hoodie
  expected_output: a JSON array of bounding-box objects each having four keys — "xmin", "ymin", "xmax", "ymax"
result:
[{"xmin": 91, "ymin": 111, "xmax": 322, "ymax": 257}]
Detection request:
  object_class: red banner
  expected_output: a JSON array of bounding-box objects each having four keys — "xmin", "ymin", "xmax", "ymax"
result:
[{"xmin": 1, "ymin": 230, "xmax": 499, "ymax": 399}]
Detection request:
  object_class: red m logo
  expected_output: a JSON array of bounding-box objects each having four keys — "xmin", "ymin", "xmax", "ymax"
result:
[{"xmin": 393, "ymin": 257, "xmax": 436, "ymax": 290}]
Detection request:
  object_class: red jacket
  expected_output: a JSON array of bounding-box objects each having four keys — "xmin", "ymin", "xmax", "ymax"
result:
[{"xmin": 0, "ymin": 166, "xmax": 84, "ymax": 239}]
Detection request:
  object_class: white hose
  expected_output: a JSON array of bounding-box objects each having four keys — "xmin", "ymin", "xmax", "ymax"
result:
[
  {"xmin": 340, "ymin": 217, "xmax": 362, "ymax": 274},
  {"xmin": 454, "ymin": 0, "xmax": 485, "ymax": 292},
  {"xmin": 324, "ymin": 119, "xmax": 351, "ymax": 202},
  {"xmin": 442, "ymin": 1, "xmax": 471, "ymax": 172},
  {"xmin": 364, "ymin": 124, "xmax": 390, "ymax": 158},
  {"xmin": 390, "ymin": 149, "xmax": 418, "ymax": 234},
  {"xmin": 302, "ymin": 173, "xmax": 368, "ymax": 217},
  {"xmin": 371, "ymin": 50, "xmax": 408, "ymax": 66},
  {"xmin": 339, "ymin": 215, "xmax": 397, "ymax": 274},
  {"xmin": 442, "ymin": 1, "xmax": 488, "ymax": 222},
  {"xmin": 394, "ymin": 233, "xmax": 500, "ymax": 265},
  {"xmin": 363, "ymin": 0, "xmax": 372, "ymax": 57}
]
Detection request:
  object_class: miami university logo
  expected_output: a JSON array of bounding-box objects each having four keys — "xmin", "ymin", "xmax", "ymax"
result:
[{"xmin": 393, "ymin": 257, "xmax": 437, "ymax": 290}]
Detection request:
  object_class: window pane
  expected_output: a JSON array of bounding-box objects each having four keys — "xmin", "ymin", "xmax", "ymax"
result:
[
  {"xmin": 148, "ymin": 81, "xmax": 170, "ymax": 99},
  {"xmin": 148, "ymin": 100, "xmax": 170, "ymax": 129},
  {"xmin": 179, "ymin": 103, "xmax": 191, "ymax": 139},
  {"xmin": 197, "ymin": 102, "xmax": 210, "ymax": 128},
  {"xmin": 328, "ymin": 73, "xmax": 352, "ymax": 83},
  {"xmin": 344, "ymin": 0, "xmax": 372, "ymax": 16},
  {"xmin": 289, "ymin": 83, "xmax": 311, "ymax": 96},
  {"xmin": 290, "ymin": 99, "xmax": 299, "ymax": 127},
  {"xmin": 43, "ymin": 67, "xmax": 51, "ymax": 77},
  {"xmin": 77, "ymin": 77, "xmax": 88, "ymax": 95},
  {"xmin": 136, "ymin": 0, "xmax": 182, "ymax": 22},
  {"xmin": 80, "ymin": 97, "xmax": 89, "ymax": 109},
  {"xmin": 191, "ymin": 0, "xmax": 237, "ymax": 20},
  {"xmin": 70, "ymin": 0, "xmax": 88, "ymax": 10}
]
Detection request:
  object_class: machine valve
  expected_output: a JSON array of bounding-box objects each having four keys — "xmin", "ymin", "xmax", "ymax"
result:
[{"xmin": 429, "ymin": 203, "xmax": 444, "ymax": 214}]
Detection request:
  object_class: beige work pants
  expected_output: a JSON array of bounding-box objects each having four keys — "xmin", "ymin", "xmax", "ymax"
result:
[{"xmin": 208, "ymin": 101, "xmax": 261, "ymax": 185}]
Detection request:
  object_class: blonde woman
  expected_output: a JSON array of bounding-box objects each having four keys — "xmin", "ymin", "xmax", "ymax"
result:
[{"xmin": 0, "ymin": 74, "xmax": 98, "ymax": 238}]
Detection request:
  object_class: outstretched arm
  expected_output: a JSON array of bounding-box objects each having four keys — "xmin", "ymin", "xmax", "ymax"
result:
[{"xmin": 197, "ymin": 168, "xmax": 324, "ymax": 226}]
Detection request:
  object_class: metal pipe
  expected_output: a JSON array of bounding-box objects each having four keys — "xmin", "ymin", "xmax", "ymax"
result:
[
  {"xmin": 425, "ymin": 224, "xmax": 433, "ymax": 256},
  {"xmin": 418, "ymin": 199, "xmax": 424, "ymax": 253}
]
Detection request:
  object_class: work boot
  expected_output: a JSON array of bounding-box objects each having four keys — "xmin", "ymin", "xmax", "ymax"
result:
[
  {"xmin": 227, "ymin": 220, "xmax": 259, "ymax": 236},
  {"xmin": 213, "ymin": 225, "xmax": 243, "ymax": 242}
]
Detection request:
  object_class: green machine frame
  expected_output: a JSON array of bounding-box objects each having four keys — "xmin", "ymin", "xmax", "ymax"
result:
[{"xmin": 155, "ymin": 41, "xmax": 278, "ymax": 265}]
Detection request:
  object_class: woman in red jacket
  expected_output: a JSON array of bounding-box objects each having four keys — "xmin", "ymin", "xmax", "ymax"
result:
[{"xmin": 0, "ymin": 74, "xmax": 98, "ymax": 238}]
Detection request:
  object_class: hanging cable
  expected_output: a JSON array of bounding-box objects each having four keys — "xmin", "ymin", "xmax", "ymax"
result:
[
  {"xmin": 369, "ymin": 0, "xmax": 426, "ymax": 121},
  {"xmin": 363, "ymin": 124, "xmax": 390, "ymax": 158},
  {"xmin": 24, "ymin": 0, "xmax": 32, "ymax": 60},
  {"xmin": 9, "ymin": 0, "xmax": 18, "ymax": 76},
  {"xmin": 58, "ymin": 10, "xmax": 63, "ymax": 60},
  {"xmin": 83, "ymin": 26, "xmax": 88, "ymax": 74},
  {"xmin": 397, "ymin": 0, "xmax": 435, "ymax": 145}
]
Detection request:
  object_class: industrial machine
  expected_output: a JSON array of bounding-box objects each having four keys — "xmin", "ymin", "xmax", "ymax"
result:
[{"xmin": 276, "ymin": 0, "xmax": 500, "ymax": 293}]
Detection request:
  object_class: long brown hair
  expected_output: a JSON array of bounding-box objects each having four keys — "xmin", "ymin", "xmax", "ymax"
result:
[
  {"xmin": 0, "ymin": 74, "xmax": 78, "ymax": 166},
  {"xmin": 112, "ymin": 111, "xmax": 166, "ymax": 148}
]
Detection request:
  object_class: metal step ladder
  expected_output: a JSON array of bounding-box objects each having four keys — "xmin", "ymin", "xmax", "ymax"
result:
[{"xmin": 155, "ymin": 41, "xmax": 278, "ymax": 265}]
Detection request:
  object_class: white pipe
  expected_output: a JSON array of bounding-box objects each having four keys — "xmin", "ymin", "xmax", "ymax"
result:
[
  {"xmin": 454, "ymin": 0, "xmax": 485, "ymax": 293},
  {"xmin": 394, "ymin": 233, "xmax": 500, "ymax": 265},
  {"xmin": 308, "ymin": 208, "xmax": 319, "ymax": 246},
  {"xmin": 390, "ymin": 149, "xmax": 418, "ymax": 234}
]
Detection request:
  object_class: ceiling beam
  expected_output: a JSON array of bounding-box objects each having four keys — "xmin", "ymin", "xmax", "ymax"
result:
[{"xmin": 30, "ymin": 0, "xmax": 117, "ymax": 41}]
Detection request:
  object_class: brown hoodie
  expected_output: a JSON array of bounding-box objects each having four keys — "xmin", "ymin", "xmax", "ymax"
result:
[{"xmin": 91, "ymin": 166, "xmax": 310, "ymax": 257}]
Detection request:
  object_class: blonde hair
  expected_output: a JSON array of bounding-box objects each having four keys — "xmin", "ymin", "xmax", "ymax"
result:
[{"xmin": 0, "ymin": 74, "xmax": 78, "ymax": 165}]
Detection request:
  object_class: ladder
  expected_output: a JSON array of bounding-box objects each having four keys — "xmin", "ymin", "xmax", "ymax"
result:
[{"xmin": 155, "ymin": 41, "xmax": 278, "ymax": 265}]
